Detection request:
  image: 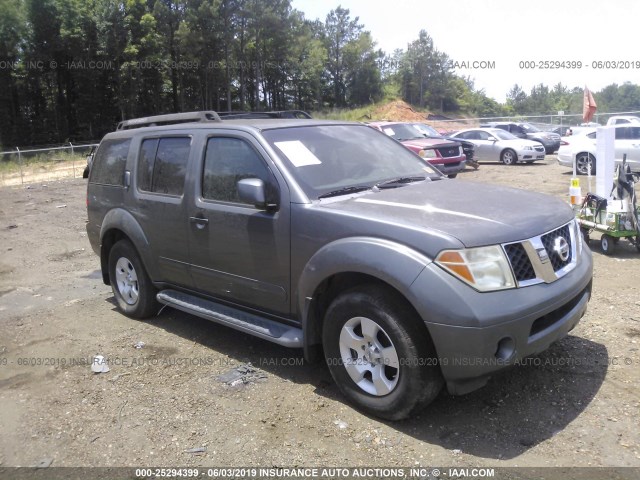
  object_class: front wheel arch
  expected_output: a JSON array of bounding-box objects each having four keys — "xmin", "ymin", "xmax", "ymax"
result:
[{"xmin": 501, "ymin": 148, "xmax": 517, "ymax": 165}]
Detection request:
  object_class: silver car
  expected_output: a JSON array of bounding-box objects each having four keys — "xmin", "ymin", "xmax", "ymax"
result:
[{"xmin": 451, "ymin": 128, "xmax": 546, "ymax": 165}]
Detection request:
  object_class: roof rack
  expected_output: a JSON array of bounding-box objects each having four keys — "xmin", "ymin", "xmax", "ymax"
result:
[
  {"xmin": 216, "ymin": 110, "xmax": 312, "ymax": 119},
  {"xmin": 116, "ymin": 111, "xmax": 222, "ymax": 131}
]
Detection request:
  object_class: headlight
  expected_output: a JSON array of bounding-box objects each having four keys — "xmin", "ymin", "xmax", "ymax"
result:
[
  {"xmin": 459, "ymin": 146, "xmax": 464, "ymax": 156},
  {"xmin": 435, "ymin": 245, "xmax": 515, "ymax": 292},
  {"xmin": 419, "ymin": 149, "xmax": 437, "ymax": 159},
  {"xmin": 522, "ymin": 145, "xmax": 533, "ymax": 150}
]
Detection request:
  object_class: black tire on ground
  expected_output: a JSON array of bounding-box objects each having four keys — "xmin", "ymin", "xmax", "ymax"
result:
[
  {"xmin": 322, "ymin": 284, "xmax": 444, "ymax": 420},
  {"xmin": 82, "ymin": 166, "xmax": 89, "ymax": 179},
  {"xmin": 108, "ymin": 240, "xmax": 159, "ymax": 319},
  {"xmin": 576, "ymin": 152, "xmax": 596, "ymax": 175},
  {"xmin": 600, "ymin": 234, "xmax": 616, "ymax": 256},
  {"xmin": 501, "ymin": 149, "xmax": 517, "ymax": 165},
  {"xmin": 448, "ymin": 173, "xmax": 458, "ymax": 179}
]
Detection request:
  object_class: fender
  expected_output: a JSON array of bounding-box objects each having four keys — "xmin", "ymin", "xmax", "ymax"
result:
[
  {"xmin": 99, "ymin": 208, "xmax": 157, "ymax": 280},
  {"xmin": 297, "ymin": 236, "xmax": 435, "ymax": 352}
]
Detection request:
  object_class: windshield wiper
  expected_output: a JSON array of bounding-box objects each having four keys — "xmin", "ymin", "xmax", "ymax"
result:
[
  {"xmin": 375, "ymin": 176, "xmax": 426, "ymax": 189},
  {"xmin": 318, "ymin": 185, "xmax": 371, "ymax": 199}
]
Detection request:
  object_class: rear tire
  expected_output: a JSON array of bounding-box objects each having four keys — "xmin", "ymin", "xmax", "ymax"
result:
[
  {"xmin": 576, "ymin": 153, "xmax": 596, "ymax": 175},
  {"xmin": 322, "ymin": 284, "xmax": 443, "ymax": 420},
  {"xmin": 108, "ymin": 240, "xmax": 158, "ymax": 319}
]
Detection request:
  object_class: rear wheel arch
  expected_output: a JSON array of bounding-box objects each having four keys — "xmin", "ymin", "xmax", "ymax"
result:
[
  {"xmin": 100, "ymin": 229, "xmax": 127, "ymax": 285},
  {"xmin": 99, "ymin": 209, "xmax": 153, "ymax": 284}
]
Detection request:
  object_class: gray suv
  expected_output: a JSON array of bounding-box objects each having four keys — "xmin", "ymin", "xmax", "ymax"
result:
[{"xmin": 87, "ymin": 111, "xmax": 593, "ymax": 420}]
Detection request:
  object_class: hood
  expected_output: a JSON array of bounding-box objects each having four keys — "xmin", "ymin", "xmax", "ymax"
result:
[
  {"xmin": 401, "ymin": 138, "xmax": 459, "ymax": 150},
  {"xmin": 316, "ymin": 179, "xmax": 573, "ymax": 248}
]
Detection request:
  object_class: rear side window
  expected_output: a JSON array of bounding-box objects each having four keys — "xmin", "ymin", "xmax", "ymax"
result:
[
  {"xmin": 90, "ymin": 139, "xmax": 131, "ymax": 186},
  {"xmin": 138, "ymin": 137, "xmax": 191, "ymax": 196},
  {"xmin": 630, "ymin": 127, "xmax": 640, "ymax": 139},
  {"xmin": 615, "ymin": 128, "xmax": 630, "ymax": 140},
  {"xmin": 202, "ymin": 137, "xmax": 278, "ymax": 204}
]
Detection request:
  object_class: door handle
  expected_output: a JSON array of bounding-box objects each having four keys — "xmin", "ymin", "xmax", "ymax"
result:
[{"xmin": 189, "ymin": 216, "xmax": 209, "ymax": 229}]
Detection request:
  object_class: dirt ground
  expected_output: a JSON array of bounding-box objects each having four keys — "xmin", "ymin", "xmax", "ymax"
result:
[{"xmin": 0, "ymin": 157, "xmax": 639, "ymax": 473}]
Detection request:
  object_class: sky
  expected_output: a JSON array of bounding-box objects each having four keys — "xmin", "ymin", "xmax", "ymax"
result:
[{"xmin": 291, "ymin": 0, "xmax": 640, "ymax": 103}]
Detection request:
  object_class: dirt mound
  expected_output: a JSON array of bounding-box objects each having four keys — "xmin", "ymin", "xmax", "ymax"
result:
[
  {"xmin": 370, "ymin": 100, "xmax": 476, "ymax": 134},
  {"xmin": 371, "ymin": 100, "xmax": 429, "ymax": 122}
]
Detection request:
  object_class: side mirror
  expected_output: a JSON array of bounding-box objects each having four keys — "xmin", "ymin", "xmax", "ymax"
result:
[
  {"xmin": 487, "ymin": 136, "xmax": 497, "ymax": 142},
  {"xmin": 237, "ymin": 178, "xmax": 277, "ymax": 211}
]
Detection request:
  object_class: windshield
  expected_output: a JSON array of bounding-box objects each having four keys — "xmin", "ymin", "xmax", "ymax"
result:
[
  {"xmin": 410, "ymin": 123, "xmax": 441, "ymax": 137},
  {"xmin": 378, "ymin": 123, "xmax": 432, "ymax": 141},
  {"xmin": 492, "ymin": 129, "xmax": 517, "ymax": 140},
  {"xmin": 263, "ymin": 125, "xmax": 440, "ymax": 199},
  {"xmin": 520, "ymin": 123, "xmax": 541, "ymax": 133}
]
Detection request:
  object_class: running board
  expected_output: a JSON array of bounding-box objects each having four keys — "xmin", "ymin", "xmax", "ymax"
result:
[{"xmin": 156, "ymin": 290, "xmax": 302, "ymax": 348}]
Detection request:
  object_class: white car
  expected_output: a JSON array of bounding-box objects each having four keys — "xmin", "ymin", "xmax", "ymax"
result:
[
  {"xmin": 556, "ymin": 125, "xmax": 640, "ymax": 175},
  {"xmin": 450, "ymin": 128, "xmax": 546, "ymax": 164},
  {"xmin": 606, "ymin": 115, "xmax": 640, "ymax": 126}
]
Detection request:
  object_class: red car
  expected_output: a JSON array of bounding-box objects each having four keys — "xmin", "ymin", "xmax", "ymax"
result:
[{"xmin": 368, "ymin": 121, "xmax": 467, "ymax": 178}]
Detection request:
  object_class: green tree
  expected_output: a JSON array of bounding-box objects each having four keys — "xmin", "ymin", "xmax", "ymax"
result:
[
  {"xmin": 324, "ymin": 6, "xmax": 362, "ymax": 107},
  {"xmin": 0, "ymin": 0, "xmax": 27, "ymax": 147}
]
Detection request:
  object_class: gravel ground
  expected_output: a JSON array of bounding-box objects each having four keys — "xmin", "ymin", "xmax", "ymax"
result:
[{"xmin": 0, "ymin": 158, "xmax": 639, "ymax": 475}]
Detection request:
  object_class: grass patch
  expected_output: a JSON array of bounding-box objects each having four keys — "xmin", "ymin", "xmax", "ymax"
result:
[{"xmin": 0, "ymin": 152, "xmax": 88, "ymax": 175}]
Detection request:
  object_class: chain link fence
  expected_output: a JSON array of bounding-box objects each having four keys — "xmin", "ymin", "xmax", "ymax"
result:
[
  {"xmin": 426, "ymin": 110, "xmax": 640, "ymax": 134},
  {"xmin": 0, "ymin": 142, "xmax": 99, "ymax": 186}
]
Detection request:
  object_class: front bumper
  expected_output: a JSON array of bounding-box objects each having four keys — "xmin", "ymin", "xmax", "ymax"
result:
[
  {"xmin": 516, "ymin": 147, "xmax": 545, "ymax": 161},
  {"xmin": 407, "ymin": 244, "xmax": 593, "ymax": 395},
  {"xmin": 429, "ymin": 159, "xmax": 466, "ymax": 175}
]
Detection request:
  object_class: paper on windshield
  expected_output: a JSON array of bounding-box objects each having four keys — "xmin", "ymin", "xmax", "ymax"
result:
[{"xmin": 274, "ymin": 140, "xmax": 322, "ymax": 167}]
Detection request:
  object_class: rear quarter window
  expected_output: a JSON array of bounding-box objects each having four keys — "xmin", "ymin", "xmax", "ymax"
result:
[
  {"xmin": 89, "ymin": 139, "xmax": 131, "ymax": 186},
  {"xmin": 137, "ymin": 137, "xmax": 191, "ymax": 196}
]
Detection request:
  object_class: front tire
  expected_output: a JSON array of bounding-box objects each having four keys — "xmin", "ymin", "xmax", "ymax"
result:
[
  {"xmin": 322, "ymin": 284, "xmax": 443, "ymax": 420},
  {"xmin": 108, "ymin": 240, "xmax": 158, "ymax": 318},
  {"xmin": 501, "ymin": 149, "xmax": 517, "ymax": 165}
]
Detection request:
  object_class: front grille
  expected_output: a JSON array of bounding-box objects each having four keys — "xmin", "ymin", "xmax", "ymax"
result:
[
  {"xmin": 504, "ymin": 243, "xmax": 536, "ymax": 281},
  {"xmin": 534, "ymin": 146, "xmax": 545, "ymax": 152},
  {"xmin": 502, "ymin": 221, "xmax": 578, "ymax": 288},
  {"xmin": 437, "ymin": 146, "xmax": 461, "ymax": 158},
  {"xmin": 541, "ymin": 224, "xmax": 572, "ymax": 271}
]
